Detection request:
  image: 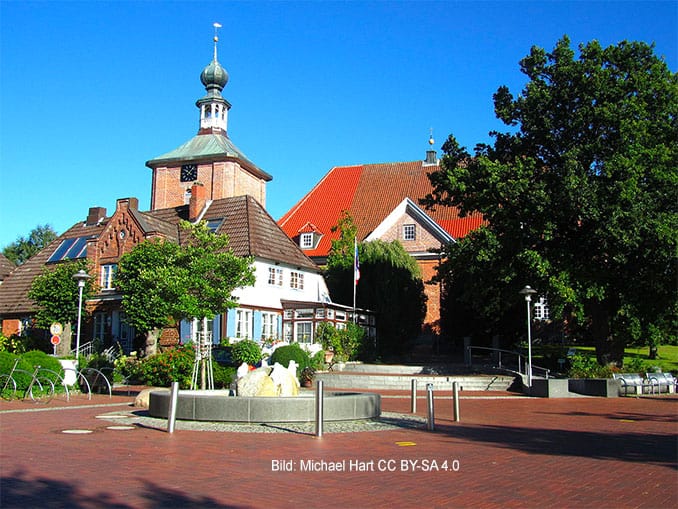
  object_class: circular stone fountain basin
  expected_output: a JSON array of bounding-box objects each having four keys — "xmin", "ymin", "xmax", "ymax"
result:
[{"xmin": 148, "ymin": 390, "xmax": 381, "ymax": 424}]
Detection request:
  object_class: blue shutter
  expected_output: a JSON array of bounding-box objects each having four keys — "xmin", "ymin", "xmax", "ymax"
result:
[
  {"xmin": 226, "ymin": 311, "xmax": 235, "ymax": 339},
  {"xmin": 211, "ymin": 315, "xmax": 221, "ymax": 345},
  {"xmin": 253, "ymin": 311, "xmax": 262, "ymax": 341},
  {"xmin": 180, "ymin": 320, "xmax": 192, "ymax": 344}
]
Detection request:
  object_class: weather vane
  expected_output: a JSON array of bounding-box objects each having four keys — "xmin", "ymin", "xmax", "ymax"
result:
[
  {"xmin": 213, "ymin": 22, "xmax": 222, "ymax": 60},
  {"xmin": 429, "ymin": 127, "xmax": 435, "ymax": 146}
]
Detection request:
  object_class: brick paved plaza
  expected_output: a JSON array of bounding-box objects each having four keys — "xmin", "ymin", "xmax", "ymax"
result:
[{"xmin": 1, "ymin": 389, "xmax": 676, "ymax": 508}]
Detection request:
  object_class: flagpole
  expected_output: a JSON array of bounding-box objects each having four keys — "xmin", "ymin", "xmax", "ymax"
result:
[{"xmin": 353, "ymin": 237, "xmax": 358, "ymax": 323}]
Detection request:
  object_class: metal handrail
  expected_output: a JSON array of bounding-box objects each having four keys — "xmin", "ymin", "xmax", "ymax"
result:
[{"xmin": 466, "ymin": 345, "xmax": 550, "ymax": 379}]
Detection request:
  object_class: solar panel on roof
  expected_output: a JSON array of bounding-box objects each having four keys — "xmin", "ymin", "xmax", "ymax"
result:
[
  {"xmin": 46, "ymin": 236, "xmax": 90, "ymax": 263},
  {"xmin": 206, "ymin": 218, "xmax": 224, "ymax": 233}
]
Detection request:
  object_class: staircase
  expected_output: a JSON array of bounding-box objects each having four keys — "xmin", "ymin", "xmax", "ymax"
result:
[{"xmin": 315, "ymin": 364, "xmax": 519, "ymax": 391}]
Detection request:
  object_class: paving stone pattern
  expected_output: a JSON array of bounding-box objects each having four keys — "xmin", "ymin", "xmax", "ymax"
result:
[{"xmin": 0, "ymin": 388, "xmax": 676, "ymax": 508}]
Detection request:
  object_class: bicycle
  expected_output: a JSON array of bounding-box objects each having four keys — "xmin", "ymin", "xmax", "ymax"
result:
[{"xmin": 1, "ymin": 359, "xmax": 56, "ymax": 403}]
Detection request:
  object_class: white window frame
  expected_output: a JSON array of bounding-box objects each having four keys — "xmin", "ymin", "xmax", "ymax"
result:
[
  {"xmin": 268, "ymin": 266, "xmax": 283, "ymax": 287},
  {"xmin": 283, "ymin": 322, "xmax": 293, "ymax": 342},
  {"xmin": 261, "ymin": 312, "xmax": 278, "ymax": 340},
  {"xmin": 235, "ymin": 309, "xmax": 253, "ymax": 339},
  {"xmin": 300, "ymin": 233, "xmax": 314, "ymax": 249},
  {"xmin": 290, "ymin": 271, "xmax": 304, "ymax": 290},
  {"xmin": 100, "ymin": 264, "xmax": 117, "ymax": 290},
  {"xmin": 534, "ymin": 297, "xmax": 550, "ymax": 321},
  {"xmin": 295, "ymin": 322, "xmax": 313, "ymax": 344},
  {"xmin": 403, "ymin": 224, "xmax": 416, "ymax": 241}
]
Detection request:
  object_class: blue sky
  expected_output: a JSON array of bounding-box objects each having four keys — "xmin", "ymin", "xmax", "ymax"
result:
[{"xmin": 1, "ymin": 1, "xmax": 676, "ymax": 249}]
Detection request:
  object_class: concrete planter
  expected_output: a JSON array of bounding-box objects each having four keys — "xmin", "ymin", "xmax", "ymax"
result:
[
  {"xmin": 58, "ymin": 359, "xmax": 77, "ymax": 386},
  {"xmin": 529, "ymin": 378, "xmax": 570, "ymax": 398},
  {"xmin": 568, "ymin": 378, "xmax": 620, "ymax": 398}
]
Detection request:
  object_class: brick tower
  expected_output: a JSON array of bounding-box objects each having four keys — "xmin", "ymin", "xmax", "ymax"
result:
[{"xmin": 146, "ymin": 26, "xmax": 271, "ymax": 211}]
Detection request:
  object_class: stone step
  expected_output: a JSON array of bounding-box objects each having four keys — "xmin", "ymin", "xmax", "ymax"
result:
[{"xmin": 315, "ymin": 372, "xmax": 517, "ymax": 391}]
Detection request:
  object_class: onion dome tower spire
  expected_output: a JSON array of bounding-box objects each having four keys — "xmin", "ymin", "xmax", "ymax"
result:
[{"xmin": 197, "ymin": 22, "xmax": 230, "ymax": 134}]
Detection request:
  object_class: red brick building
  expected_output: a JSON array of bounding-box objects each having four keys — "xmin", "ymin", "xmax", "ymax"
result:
[{"xmin": 278, "ymin": 148, "xmax": 483, "ymax": 338}]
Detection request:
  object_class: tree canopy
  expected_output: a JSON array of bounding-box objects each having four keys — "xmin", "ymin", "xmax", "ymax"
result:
[
  {"xmin": 115, "ymin": 221, "xmax": 256, "ymax": 355},
  {"xmin": 3, "ymin": 225, "xmax": 58, "ymax": 266},
  {"xmin": 27, "ymin": 259, "xmax": 95, "ymax": 354},
  {"xmin": 423, "ymin": 37, "xmax": 677, "ymax": 364}
]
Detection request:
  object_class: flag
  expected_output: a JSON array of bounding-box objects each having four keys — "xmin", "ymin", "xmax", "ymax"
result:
[{"xmin": 354, "ymin": 237, "xmax": 360, "ymax": 284}]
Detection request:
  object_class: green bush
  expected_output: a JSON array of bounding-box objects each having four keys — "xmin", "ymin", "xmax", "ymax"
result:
[
  {"xmin": 114, "ymin": 355, "xmax": 144, "ymax": 384},
  {"xmin": 0, "ymin": 351, "xmax": 33, "ymax": 394},
  {"xmin": 567, "ymin": 354, "xmax": 614, "ymax": 379},
  {"xmin": 21, "ymin": 350, "xmax": 65, "ymax": 386},
  {"xmin": 212, "ymin": 363, "xmax": 235, "ymax": 389},
  {"xmin": 309, "ymin": 350, "xmax": 325, "ymax": 371},
  {"xmin": 316, "ymin": 322, "xmax": 365, "ymax": 362},
  {"xmin": 231, "ymin": 339, "xmax": 262, "ymax": 366},
  {"xmin": 141, "ymin": 345, "xmax": 195, "ymax": 388},
  {"xmin": 0, "ymin": 333, "xmax": 25, "ymax": 354},
  {"xmin": 270, "ymin": 343, "xmax": 310, "ymax": 374}
]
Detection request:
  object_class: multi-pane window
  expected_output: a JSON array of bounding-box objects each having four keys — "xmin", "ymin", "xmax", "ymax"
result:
[
  {"xmin": 403, "ymin": 224, "xmax": 416, "ymax": 241},
  {"xmin": 101, "ymin": 264, "xmax": 117, "ymax": 290},
  {"xmin": 268, "ymin": 267, "xmax": 283, "ymax": 286},
  {"xmin": 283, "ymin": 322, "xmax": 293, "ymax": 342},
  {"xmin": 295, "ymin": 322, "xmax": 313, "ymax": 343},
  {"xmin": 235, "ymin": 309, "xmax": 252, "ymax": 339},
  {"xmin": 290, "ymin": 271, "xmax": 304, "ymax": 290},
  {"xmin": 300, "ymin": 233, "xmax": 314, "ymax": 249},
  {"xmin": 261, "ymin": 312, "xmax": 277, "ymax": 340},
  {"xmin": 533, "ymin": 297, "xmax": 550, "ymax": 321}
]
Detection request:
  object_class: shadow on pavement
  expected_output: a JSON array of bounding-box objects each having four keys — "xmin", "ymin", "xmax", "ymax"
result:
[
  {"xmin": 433, "ymin": 422, "xmax": 677, "ymax": 469},
  {"xmin": 0, "ymin": 470, "xmax": 247, "ymax": 509}
]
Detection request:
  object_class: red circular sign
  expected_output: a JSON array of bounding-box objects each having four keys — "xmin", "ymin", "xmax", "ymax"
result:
[{"xmin": 50, "ymin": 335, "xmax": 61, "ymax": 345}]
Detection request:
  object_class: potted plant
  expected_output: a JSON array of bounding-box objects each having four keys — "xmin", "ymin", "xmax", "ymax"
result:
[{"xmin": 300, "ymin": 366, "xmax": 315, "ymax": 388}]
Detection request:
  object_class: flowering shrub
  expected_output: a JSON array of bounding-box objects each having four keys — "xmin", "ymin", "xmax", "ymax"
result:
[
  {"xmin": 0, "ymin": 333, "xmax": 25, "ymax": 354},
  {"xmin": 141, "ymin": 345, "xmax": 195, "ymax": 388}
]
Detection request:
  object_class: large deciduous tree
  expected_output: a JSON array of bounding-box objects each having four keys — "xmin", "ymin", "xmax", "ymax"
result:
[
  {"xmin": 3, "ymin": 225, "xmax": 58, "ymax": 266},
  {"xmin": 116, "ymin": 221, "xmax": 255, "ymax": 359},
  {"xmin": 423, "ymin": 37, "xmax": 677, "ymax": 365},
  {"xmin": 27, "ymin": 259, "xmax": 95, "ymax": 355}
]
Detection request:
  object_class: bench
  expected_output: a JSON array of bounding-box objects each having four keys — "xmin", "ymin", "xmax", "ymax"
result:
[
  {"xmin": 646, "ymin": 372, "xmax": 676, "ymax": 394},
  {"xmin": 612, "ymin": 373, "xmax": 656, "ymax": 396}
]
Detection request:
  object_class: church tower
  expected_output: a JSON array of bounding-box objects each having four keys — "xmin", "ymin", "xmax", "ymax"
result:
[{"xmin": 146, "ymin": 24, "xmax": 271, "ymax": 211}]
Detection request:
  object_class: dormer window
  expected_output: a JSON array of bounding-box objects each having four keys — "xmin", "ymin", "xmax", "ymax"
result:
[{"xmin": 300, "ymin": 233, "xmax": 314, "ymax": 249}]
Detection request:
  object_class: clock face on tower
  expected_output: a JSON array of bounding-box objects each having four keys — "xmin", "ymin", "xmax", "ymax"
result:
[{"xmin": 180, "ymin": 164, "xmax": 198, "ymax": 182}]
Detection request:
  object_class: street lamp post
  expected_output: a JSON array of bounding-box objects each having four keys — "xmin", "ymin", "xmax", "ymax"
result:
[
  {"xmin": 72, "ymin": 269, "xmax": 91, "ymax": 364},
  {"xmin": 519, "ymin": 285, "xmax": 537, "ymax": 387}
]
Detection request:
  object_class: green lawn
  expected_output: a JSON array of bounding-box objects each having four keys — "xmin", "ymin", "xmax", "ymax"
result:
[{"xmin": 571, "ymin": 344, "xmax": 678, "ymax": 373}]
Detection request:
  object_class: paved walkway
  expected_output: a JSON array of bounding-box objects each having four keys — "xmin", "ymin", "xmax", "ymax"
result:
[{"xmin": 1, "ymin": 387, "xmax": 676, "ymax": 508}]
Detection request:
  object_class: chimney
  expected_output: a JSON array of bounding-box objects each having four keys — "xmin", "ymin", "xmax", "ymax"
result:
[
  {"xmin": 189, "ymin": 183, "xmax": 207, "ymax": 222},
  {"xmin": 116, "ymin": 197, "xmax": 139, "ymax": 212},
  {"xmin": 86, "ymin": 207, "xmax": 107, "ymax": 226}
]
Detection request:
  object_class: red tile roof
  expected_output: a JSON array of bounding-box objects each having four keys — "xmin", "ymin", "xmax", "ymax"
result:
[{"xmin": 278, "ymin": 160, "xmax": 483, "ymax": 257}]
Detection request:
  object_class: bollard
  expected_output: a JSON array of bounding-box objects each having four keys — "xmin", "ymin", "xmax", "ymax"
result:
[
  {"xmin": 410, "ymin": 378, "xmax": 417, "ymax": 413},
  {"xmin": 167, "ymin": 381, "xmax": 180, "ymax": 433},
  {"xmin": 426, "ymin": 383, "xmax": 435, "ymax": 431},
  {"xmin": 453, "ymin": 381, "xmax": 460, "ymax": 422},
  {"xmin": 315, "ymin": 380, "xmax": 324, "ymax": 438}
]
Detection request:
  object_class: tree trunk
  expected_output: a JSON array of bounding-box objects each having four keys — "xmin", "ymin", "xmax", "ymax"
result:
[
  {"xmin": 56, "ymin": 323, "xmax": 73, "ymax": 357},
  {"xmin": 648, "ymin": 344, "xmax": 658, "ymax": 360},
  {"xmin": 144, "ymin": 329, "xmax": 160, "ymax": 357},
  {"xmin": 589, "ymin": 300, "xmax": 624, "ymax": 366}
]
